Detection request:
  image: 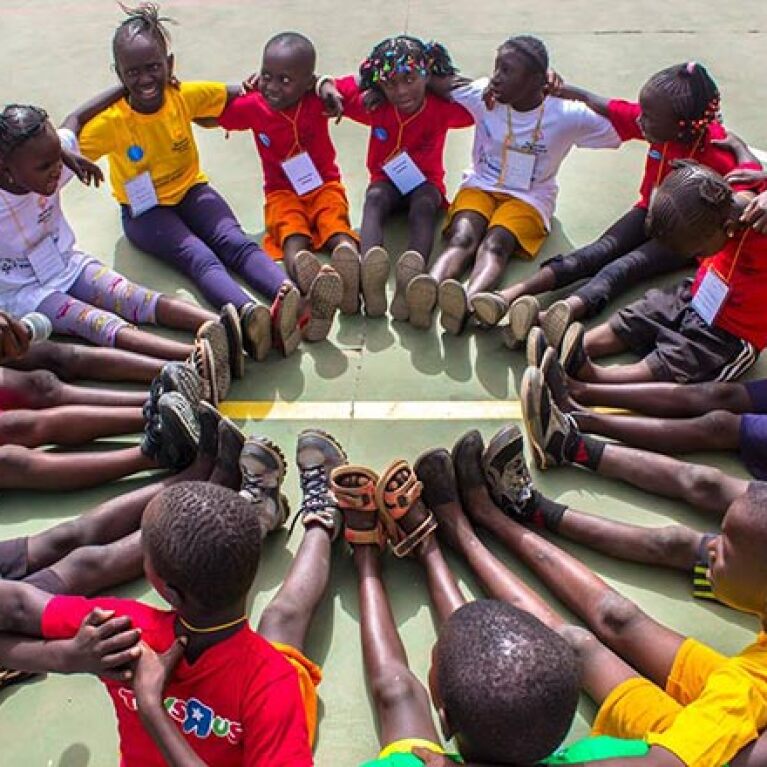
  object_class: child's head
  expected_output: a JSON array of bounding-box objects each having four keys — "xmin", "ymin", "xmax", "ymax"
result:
[
  {"xmin": 638, "ymin": 62, "xmax": 720, "ymax": 144},
  {"xmin": 141, "ymin": 481, "xmax": 262, "ymax": 613},
  {"xmin": 112, "ymin": 2, "xmax": 175, "ymax": 114},
  {"xmin": 429, "ymin": 600, "xmax": 580, "ymax": 764},
  {"xmin": 359, "ymin": 36, "xmax": 456, "ymax": 115},
  {"xmin": 489, "ymin": 36, "xmax": 549, "ymax": 108},
  {"xmin": 0, "ymin": 105, "xmax": 62, "ymax": 196},
  {"xmin": 646, "ymin": 160, "xmax": 737, "ymax": 258},
  {"xmin": 259, "ymin": 32, "xmax": 317, "ymax": 112},
  {"xmin": 708, "ymin": 483, "xmax": 767, "ymax": 618}
]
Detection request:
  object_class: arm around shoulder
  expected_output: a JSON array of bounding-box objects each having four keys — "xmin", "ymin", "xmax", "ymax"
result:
[
  {"xmin": 553, "ymin": 83, "xmax": 611, "ymax": 117},
  {"xmin": 62, "ymin": 85, "xmax": 127, "ymax": 135}
]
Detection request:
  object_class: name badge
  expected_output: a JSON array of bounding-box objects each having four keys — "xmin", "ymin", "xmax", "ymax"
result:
[
  {"xmin": 27, "ymin": 235, "xmax": 65, "ymax": 284},
  {"xmin": 125, "ymin": 171, "xmax": 159, "ymax": 218},
  {"xmin": 692, "ymin": 269, "xmax": 729, "ymax": 326},
  {"xmin": 501, "ymin": 149, "xmax": 536, "ymax": 191},
  {"xmin": 382, "ymin": 151, "xmax": 427, "ymax": 195},
  {"xmin": 281, "ymin": 152, "xmax": 323, "ymax": 196}
]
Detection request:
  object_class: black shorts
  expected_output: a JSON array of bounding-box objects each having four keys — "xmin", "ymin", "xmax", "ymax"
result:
[{"xmin": 609, "ymin": 279, "xmax": 758, "ymax": 383}]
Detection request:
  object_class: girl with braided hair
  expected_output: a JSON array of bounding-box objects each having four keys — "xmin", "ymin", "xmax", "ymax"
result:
[
  {"xmin": 555, "ymin": 161, "xmax": 767, "ymax": 386},
  {"xmin": 323, "ymin": 35, "xmax": 474, "ymax": 319},
  {"xmin": 490, "ymin": 62, "xmax": 763, "ymax": 351}
]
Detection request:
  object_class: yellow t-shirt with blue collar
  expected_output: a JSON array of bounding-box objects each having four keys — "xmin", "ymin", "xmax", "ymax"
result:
[{"xmin": 79, "ymin": 81, "xmax": 227, "ymax": 206}]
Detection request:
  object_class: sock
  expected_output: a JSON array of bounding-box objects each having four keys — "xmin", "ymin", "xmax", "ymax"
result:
[
  {"xmin": 565, "ymin": 434, "xmax": 606, "ymax": 471},
  {"xmin": 527, "ymin": 492, "xmax": 568, "ymax": 532}
]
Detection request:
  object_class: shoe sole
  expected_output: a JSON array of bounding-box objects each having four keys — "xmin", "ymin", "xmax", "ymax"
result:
[
  {"xmin": 438, "ymin": 280, "xmax": 469, "ymax": 335},
  {"xmin": 158, "ymin": 393, "xmax": 200, "ymax": 469},
  {"xmin": 294, "ymin": 250, "xmax": 322, "ymax": 295},
  {"xmin": 391, "ymin": 250, "xmax": 425, "ymax": 321},
  {"xmin": 161, "ymin": 363, "xmax": 203, "ymax": 408},
  {"xmin": 197, "ymin": 320, "xmax": 232, "ymax": 402},
  {"xmin": 406, "ymin": 274, "xmax": 438, "ymax": 329},
  {"xmin": 471, "ymin": 293, "xmax": 507, "ymax": 327},
  {"xmin": 240, "ymin": 435, "xmax": 290, "ymax": 523},
  {"xmin": 275, "ymin": 285, "xmax": 302, "ymax": 357},
  {"xmin": 242, "ymin": 304, "xmax": 272, "ymax": 362},
  {"xmin": 330, "ymin": 243, "xmax": 361, "ymax": 315},
  {"xmin": 220, "ymin": 303, "xmax": 245, "ymax": 379},
  {"xmin": 297, "ymin": 427, "xmax": 349, "ymax": 467},
  {"xmin": 520, "ymin": 367, "xmax": 548, "ymax": 471},
  {"xmin": 304, "ymin": 268, "xmax": 343, "ymax": 342},
  {"xmin": 503, "ymin": 295, "xmax": 539, "ymax": 350},
  {"xmin": 482, "ymin": 423, "xmax": 525, "ymax": 498},
  {"xmin": 560, "ymin": 322, "xmax": 585, "ymax": 377},
  {"xmin": 541, "ymin": 300, "xmax": 573, "ymax": 351},
  {"xmin": 191, "ymin": 338, "xmax": 219, "ymax": 407},
  {"xmin": 526, "ymin": 326, "xmax": 547, "ymax": 368},
  {"xmin": 197, "ymin": 400, "xmax": 222, "ymax": 458},
  {"xmin": 361, "ymin": 246, "xmax": 390, "ymax": 317}
]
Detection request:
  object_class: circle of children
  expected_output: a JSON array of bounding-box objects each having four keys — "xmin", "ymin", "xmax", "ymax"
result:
[{"xmin": 2, "ymin": 2, "xmax": 767, "ymax": 766}]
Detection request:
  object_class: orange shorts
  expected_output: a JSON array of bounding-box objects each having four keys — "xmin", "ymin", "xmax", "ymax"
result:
[
  {"xmin": 271, "ymin": 641, "xmax": 323, "ymax": 746},
  {"xmin": 263, "ymin": 180, "xmax": 357, "ymax": 260}
]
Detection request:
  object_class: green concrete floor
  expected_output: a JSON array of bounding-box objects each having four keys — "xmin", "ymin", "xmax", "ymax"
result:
[{"xmin": 2, "ymin": 1, "xmax": 767, "ymax": 764}]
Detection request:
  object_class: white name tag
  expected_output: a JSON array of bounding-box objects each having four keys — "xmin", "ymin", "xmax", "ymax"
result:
[
  {"xmin": 382, "ymin": 151, "xmax": 427, "ymax": 195},
  {"xmin": 125, "ymin": 171, "xmax": 159, "ymax": 217},
  {"xmin": 692, "ymin": 269, "xmax": 729, "ymax": 326},
  {"xmin": 27, "ymin": 235, "xmax": 65, "ymax": 284},
  {"xmin": 281, "ymin": 152, "xmax": 323, "ymax": 196},
  {"xmin": 501, "ymin": 149, "xmax": 536, "ymax": 191}
]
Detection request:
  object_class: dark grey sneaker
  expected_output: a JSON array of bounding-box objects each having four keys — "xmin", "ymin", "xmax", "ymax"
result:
[
  {"xmin": 239, "ymin": 437, "xmax": 290, "ymax": 537},
  {"xmin": 142, "ymin": 391, "xmax": 200, "ymax": 470},
  {"xmin": 294, "ymin": 429, "xmax": 347, "ymax": 539},
  {"xmin": 481, "ymin": 424, "xmax": 534, "ymax": 517},
  {"xmin": 414, "ymin": 448, "xmax": 459, "ymax": 509},
  {"xmin": 451, "ymin": 429, "xmax": 486, "ymax": 506},
  {"xmin": 144, "ymin": 362, "xmax": 204, "ymax": 434},
  {"xmin": 197, "ymin": 401, "xmax": 222, "ymax": 460}
]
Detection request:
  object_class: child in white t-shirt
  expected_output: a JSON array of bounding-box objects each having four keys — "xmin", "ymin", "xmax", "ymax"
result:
[{"xmin": 404, "ymin": 36, "xmax": 621, "ymax": 333}]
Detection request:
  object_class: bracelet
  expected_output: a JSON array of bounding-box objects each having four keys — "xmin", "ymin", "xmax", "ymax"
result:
[{"xmin": 315, "ymin": 75, "xmax": 333, "ymax": 98}]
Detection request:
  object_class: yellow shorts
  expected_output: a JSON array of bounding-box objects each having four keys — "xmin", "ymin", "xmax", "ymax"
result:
[
  {"xmin": 592, "ymin": 638, "xmax": 727, "ymax": 739},
  {"xmin": 271, "ymin": 641, "xmax": 323, "ymax": 746},
  {"xmin": 263, "ymin": 180, "xmax": 358, "ymax": 260},
  {"xmin": 446, "ymin": 187, "xmax": 547, "ymax": 258},
  {"xmin": 379, "ymin": 738, "xmax": 445, "ymax": 759}
]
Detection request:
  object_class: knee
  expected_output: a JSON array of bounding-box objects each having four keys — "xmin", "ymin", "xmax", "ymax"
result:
[
  {"xmin": 592, "ymin": 590, "xmax": 643, "ymax": 640},
  {"xmin": 0, "ymin": 445, "xmax": 33, "ymax": 478},
  {"xmin": 558, "ymin": 624, "xmax": 601, "ymax": 663},
  {"xmin": 696, "ymin": 410, "xmax": 739, "ymax": 440},
  {"xmin": 408, "ymin": 193, "xmax": 439, "ymax": 220},
  {"xmin": 258, "ymin": 597, "xmax": 301, "ymax": 635},
  {"xmin": 646, "ymin": 525, "xmax": 698, "ymax": 564},
  {"xmin": 24, "ymin": 369, "xmax": 63, "ymax": 406},
  {"xmin": 363, "ymin": 186, "xmax": 393, "ymax": 215},
  {"xmin": 679, "ymin": 462, "xmax": 728, "ymax": 507},
  {"xmin": 369, "ymin": 667, "xmax": 427, "ymax": 714},
  {"xmin": 0, "ymin": 412, "xmax": 38, "ymax": 445},
  {"xmin": 697, "ymin": 383, "xmax": 744, "ymax": 413},
  {"xmin": 447, "ymin": 227, "xmax": 480, "ymax": 252},
  {"xmin": 35, "ymin": 344, "xmax": 79, "ymax": 381}
]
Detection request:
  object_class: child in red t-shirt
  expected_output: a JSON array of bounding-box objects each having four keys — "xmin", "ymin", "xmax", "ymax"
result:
[
  {"xmin": 558, "ymin": 162, "xmax": 767, "ymax": 385},
  {"xmin": 325, "ymin": 36, "xmax": 473, "ymax": 320},
  {"xmin": 218, "ymin": 32, "xmax": 353, "ymax": 337},
  {"xmin": 484, "ymin": 62, "xmax": 763, "ymax": 349}
]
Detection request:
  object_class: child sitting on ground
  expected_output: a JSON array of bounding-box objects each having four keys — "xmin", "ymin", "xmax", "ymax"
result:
[
  {"xmin": 403, "ymin": 35, "xmax": 622, "ymax": 334},
  {"xmin": 325, "ymin": 35, "xmax": 473, "ymax": 320},
  {"xmin": 473, "ymin": 63, "xmax": 760, "ymax": 344},
  {"xmin": 559, "ymin": 161, "xmax": 767, "ymax": 384},
  {"xmin": 218, "ymin": 32, "xmax": 349, "ymax": 337}
]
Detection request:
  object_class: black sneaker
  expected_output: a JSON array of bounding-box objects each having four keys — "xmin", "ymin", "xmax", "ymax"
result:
[
  {"xmin": 540, "ymin": 347, "xmax": 576, "ymax": 414},
  {"xmin": 220, "ymin": 303, "xmax": 245, "ymax": 379},
  {"xmin": 520, "ymin": 366, "xmax": 578, "ymax": 470},
  {"xmin": 239, "ymin": 437, "xmax": 290, "ymax": 537},
  {"xmin": 451, "ymin": 429, "xmax": 486, "ymax": 506},
  {"xmin": 141, "ymin": 391, "xmax": 200, "ymax": 470},
  {"xmin": 560, "ymin": 322, "xmax": 587, "ymax": 378},
  {"xmin": 293, "ymin": 429, "xmax": 347, "ymax": 539},
  {"xmin": 413, "ymin": 448, "xmax": 459, "ymax": 509},
  {"xmin": 143, "ymin": 362, "xmax": 203, "ymax": 423},
  {"xmin": 197, "ymin": 401, "xmax": 221, "ymax": 460},
  {"xmin": 481, "ymin": 424, "xmax": 534, "ymax": 517}
]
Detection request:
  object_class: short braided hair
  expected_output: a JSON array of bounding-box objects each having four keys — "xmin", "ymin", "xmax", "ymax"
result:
[
  {"xmin": 0, "ymin": 105, "xmax": 49, "ymax": 161},
  {"xmin": 113, "ymin": 2, "xmax": 174, "ymax": 59},
  {"xmin": 500, "ymin": 35, "xmax": 549, "ymax": 75}
]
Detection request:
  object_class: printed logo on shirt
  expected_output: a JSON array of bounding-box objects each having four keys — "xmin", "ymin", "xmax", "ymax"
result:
[
  {"xmin": 258, "ymin": 133, "xmax": 271, "ymax": 147},
  {"xmin": 648, "ymin": 148, "xmax": 663, "ymax": 161},
  {"xmin": 117, "ymin": 687, "xmax": 243, "ymax": 745},
  {"xmin": 171, "ymin": 138, "xmax": 191, "ymax": 154},
  {"xmin": 373, "ymin": 127, "xmax": 389, "ymax": 142}
]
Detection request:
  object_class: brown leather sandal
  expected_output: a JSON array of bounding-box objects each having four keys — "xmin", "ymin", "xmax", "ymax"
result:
[{"xmin": 330, "ymin": 465, "xmax": 387, "ymax": 549}]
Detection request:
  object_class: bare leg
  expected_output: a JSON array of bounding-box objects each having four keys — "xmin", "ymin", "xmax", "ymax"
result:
[
  {"xmin": 154, "ymin": 295, "xmax": 217, "ymax": 332},
  {"xmin": 497, "ymin": 264, "xmax": 557, "ymax": 305},
  {"xmin": 113, "ymin": 326, "xmax": 192, "ymax": 362},
  {"xmin": 0, "ymin": 406, "xmax": 144, "ymax": 448},
  {"xmin": 8, "ymin": 341, "xmax": 164, "ymax": 383},
  {"xmin": 466, "ymin": 226, "xmax": 519, "ymax": 297},
  {"xmin": 415, "ymin": 535, "xmax": 467, "ymax": 626},
  {"xmin": 281, "ymin": 234, "xmax": 314, "ymax": 287},
  {"xmin": 576, "ymin": 325, "xmax": 658, "ymax": 385},
  {"xmin": 429, "ymin": 211, "xmax": 487, "ymax": 282},
  {"xmin": 405, "ymin": 184, "xmax": 442, "ymax": 259},
  {"xmin": 359, "ymin": 182, "xmax": 399, "ymax": 255},
  {"xmin": 0, "ymin": 444, "xmax": 158, "ymax": 491}
]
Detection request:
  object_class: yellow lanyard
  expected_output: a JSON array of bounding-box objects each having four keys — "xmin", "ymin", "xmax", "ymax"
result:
[
  {"xmin": 0, "ymin": 189, "xmax": 52, "ymax": 251},
  {"xmin": 278, "ymin": 100, "xmax": 305, "ymax": 159},
  {"xmin": 384, "ymin": 100, "xmax": 427, "ymax": 163},
  {"xmin": 713, "ymin": 228, "xmax": 750, "ymax": 285},
  {"xmin": 653, "ymin": 132, "xmax": 705, "ymax": 189},
  {"xmin": 498, "ymin": 98, "xmax": 546, "ymax": 185},
  {"xmin": 178, "ymin": 615, "xmax": 248, "ymax": 634}
]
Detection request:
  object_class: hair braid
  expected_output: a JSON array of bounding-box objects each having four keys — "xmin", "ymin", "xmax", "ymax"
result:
[{"xmin": 0, "ymin": 104, "xmax": 49, "ymax": 160}]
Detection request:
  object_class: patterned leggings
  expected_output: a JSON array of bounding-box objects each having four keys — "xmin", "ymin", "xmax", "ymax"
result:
[{"xmin": 36, "ymin": 261, "xmax": 160, "ymax": 347}]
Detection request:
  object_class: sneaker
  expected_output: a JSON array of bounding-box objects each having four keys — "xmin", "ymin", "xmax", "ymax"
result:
[
  {"xmin": 451, "ymin": 429, "xmax": 486, "ymax": 505},
  {"xmin": 240, "ymin": 302, "xmax": 272, "ymax": 362},
  {"xmin": 271, "ymin": 282, "xmax": 302, "ymax": 357},
  {"xmin": 438, "ymin": 279, "xmax": 470, "ymax": 335},
  {"xmin": 526, "ymin": 326, "xmax": 548, "ymax": 368},
  {"xmin": 540, "ymin": 346, "xmax": 576, "ymax": 413},
  {"xmin": 141, "ymin": 391, "xmax": 200, "ymax": 471},
  {"xmin": 197, "ymin": 400, "xmax": 221, "ymax": 460},
  {"xmin": 540, "ymin": 299, "xmax": 573, "ymax": 351},
  {"xmin": 293, "ymin": 429, "xmax": 347, "ymax": 539},
  {"xmin": 162, "ymin": 361, "xmax": 204, "ymax": 408},
  {"xmin": 330, "ymin": 242, "xmax": 361, "ymax": 315},
  {"xmin": 219, "ymin": 303, "xmax": 245, "ymax": 379},
  {"xmin": 361, "ymin": 246, "xmax": 390, "ymax": 317},
  {"xmin": 188, "ymin": 338, "xmax": 218, "ymax": 406},
  {"xmin": 502, "ymin": 295, "xmax": 540, "ymax": 350},
  {"xmin": 560, "ymin": 321, "xmax": 587, "ymax": 377},
  {"xmin": 470, "ymin": 292, "xmax": 508, "ymax": 327},
  {"xmin": 406, "ymin": 274, "xmax": 438, "ymax": 329},
  {"xmin": 391, "ymin": 250, "xmax": 425, "ymax": 321},
  {"xmin": 482, "ymin": 424, "xmax": 534, "ymax": 517},
  {"xmin": 303, "ymin": 266, "xmax": 343, "ymax": 342},
  {"xmin": 196, "ymin": 319, "xmax": 232, "ymax": 402},
  {"xmin": 294, "ymin": 249, "xmax": 322, "ymax": 295},
  {"xmin": 520, "ymin": 366, "xmax": 578, "ymax": 470},
  {"xmin": 239, "ymin": 437, "xmax": 290, "ymax": 536},
  {"xmin": 413, "ymin": 448, "xmax": 459, "ymax": 508},
  {"xmin": 215, "ymin": 416, "xmax": 245, "ymax": 483}
]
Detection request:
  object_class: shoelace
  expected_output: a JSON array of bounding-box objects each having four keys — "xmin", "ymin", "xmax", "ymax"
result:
[
  {"xmin": 240, "ymin": 469, "xmax": 267, "ymax": 504},
  {"xmin": 503, "ymin": 455, "xmax": 534, "ymax": 509},
  {"xmin": 288, "ymin": 465, "xmax": 336, "ymax": 535}
]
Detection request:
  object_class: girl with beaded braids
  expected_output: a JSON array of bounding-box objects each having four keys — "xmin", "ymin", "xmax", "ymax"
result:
[
  {"xmin": 488, "ymin": 62, "xmax": 763, "ymax": 352},
  {"xmin": 320, "ymin": 35, "xmax": 474, "ymax": 319},
  {"xmin": 557, "ymin": 161, "xmax": 767, "ymax": 387}
]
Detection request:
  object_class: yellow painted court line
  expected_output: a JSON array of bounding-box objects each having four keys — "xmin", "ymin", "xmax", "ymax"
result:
[{"xmin": 219, "ymin": 400, "xmax": 625, "ymax": 420}]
